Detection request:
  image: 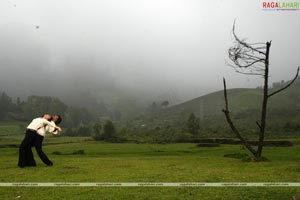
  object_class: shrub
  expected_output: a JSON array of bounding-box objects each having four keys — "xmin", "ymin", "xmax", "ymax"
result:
[
  {"xmin": 174, "ymin": 132, "xmax": 193, "ymax": 143},
  {"xmin": 52, "ymin": 151, "xmax": 62, "ymax": 155},
  {"xmin": 72, "ymin": 149, "xmax": 85, "ymax": 155},
  {"xmin": 197, "ymin": 143, "xmax": 220, "ymax": 147}
]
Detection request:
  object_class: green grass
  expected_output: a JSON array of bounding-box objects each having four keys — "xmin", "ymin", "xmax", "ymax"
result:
[
  {"xmin": 1, "ymin": 136, "xmax": 300, "ymax": 199},
  {"xmin": 0, "ymin": 122, "xmax": 24, "ymax": 136}
]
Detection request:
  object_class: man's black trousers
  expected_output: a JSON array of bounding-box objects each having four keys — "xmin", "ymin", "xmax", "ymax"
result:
[{"xmin": 18, "ymin": 129, "xmax": 53, "ymax": 167}]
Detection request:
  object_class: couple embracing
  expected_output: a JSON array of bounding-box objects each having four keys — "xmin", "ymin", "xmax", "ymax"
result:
[{"xmin": 18, "ymin": 114, "xmax": 62, "ymax": 168}]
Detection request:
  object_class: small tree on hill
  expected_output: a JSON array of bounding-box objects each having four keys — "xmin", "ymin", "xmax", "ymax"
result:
[
  {"xmin": 187, "ymin": 113, "xmax": 200, "ymax": 136},
  {"xmin": 161, "ymin": 101, "xmax": 170, "ymax": 108},
  {"xmin": 93, "ymin": 122, "xmax": 102, "ymax": 141},
  {"xmin": 77, "ymin": 126, "xmax": 92, "ymax": 136},
  {"xmin": 223, "ymin": 21, "xmax": 299, "ymax": 161},
  {"xmin": 102, "ymin": 120, "xmax": 115, "ymax": 140}
]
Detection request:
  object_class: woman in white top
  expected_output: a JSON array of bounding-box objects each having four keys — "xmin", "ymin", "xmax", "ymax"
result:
[{"xmin": 18, "ymin": 114, "xmax": 62, "ymax": 168}]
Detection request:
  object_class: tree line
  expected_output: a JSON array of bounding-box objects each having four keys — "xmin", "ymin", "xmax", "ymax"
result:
[{"xmin": 0, "ymin": 92, "xmax": 96, "ymax": 127}]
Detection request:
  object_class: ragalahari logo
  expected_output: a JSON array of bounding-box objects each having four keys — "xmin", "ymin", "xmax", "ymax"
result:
[{"xmin": 262, "ymin": 1, "xmax": 300, "ymax": 11}]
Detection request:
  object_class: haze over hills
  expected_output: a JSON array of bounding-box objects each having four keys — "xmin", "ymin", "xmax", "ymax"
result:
[
  {"xmin": 0, "ymin": 74, "xmax": 299, "ymax": 140},
  {"xmin": 129, "ymin": 78, "xmax": 300, "ymax": 138},
  {"xmin": 1, "ymin": 0, "xmax": 299, "ymax": 117}
]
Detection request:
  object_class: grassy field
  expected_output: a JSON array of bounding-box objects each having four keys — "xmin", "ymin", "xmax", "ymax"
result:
[
  {"xmin": 0, "ymin": 121, "xmax": 24, "ymax": 136},
  {"xmin": 1, "ymin": 136, "xmax": 300, "ymax": 199}
]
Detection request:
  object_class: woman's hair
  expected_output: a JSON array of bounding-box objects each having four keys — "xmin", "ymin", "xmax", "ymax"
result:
[{"xmin": 55, "ymin": 115, "xmax": 62, "ymax": 125}]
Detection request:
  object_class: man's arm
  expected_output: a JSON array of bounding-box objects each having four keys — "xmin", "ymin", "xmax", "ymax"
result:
[
  {"xmin": 47, "ymin": 125, "xmax": 59, "ymax": 135},
  {"xmin": 42, "ymin": 119, "xmax": 62, "ymax": 132}
]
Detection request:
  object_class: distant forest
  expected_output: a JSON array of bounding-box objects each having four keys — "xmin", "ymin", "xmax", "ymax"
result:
[
  {"xmin": 0, "ymin": 92, "xmax": 96, "ymax": 124},
  {"xmin": 1, "ymin": 80, "xmax": 300, "ymax": 143}
]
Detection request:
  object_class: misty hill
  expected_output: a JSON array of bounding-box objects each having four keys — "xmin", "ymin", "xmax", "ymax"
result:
[
  {"xmin": 132, "ymin": 78, "xmax": 300, "ymax": 138},
  {"xmin": 162, "ymin": 80, "xmax": 299, "ymax": 118}
]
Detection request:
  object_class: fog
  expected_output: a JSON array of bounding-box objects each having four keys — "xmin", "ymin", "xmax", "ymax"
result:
[{"xmin": 0, "ymin": 0, "xmax": 299, "ymax": 108}]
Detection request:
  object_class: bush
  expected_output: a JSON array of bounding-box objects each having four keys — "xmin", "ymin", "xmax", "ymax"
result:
[
  {"xmin": 102, "ymin": 120, "xmax": 115, "ymax": 140},
  {"xmin": 77, "ymin": 126, "xmax": 92, "ymax": 136},
  {"xmin": 174, "ymin": 132, "xmax": 193, "ymax": 143},
  {"xmin": 197, "ymin": 143, "xmax": 220, "ymax": 147},
  {"xmin": 63, "ymin": 128, "xmax": 77, "ymax": 137},
  {"xmin": 93, "ymin": 134, "xmax": 104, "ymax": 141},
  {"xmin": 224, "ymin": 153, "xmax": 249, "ymax": 159},
  {"xmin": 72, "ymin": 149, "xmax": 85, "ymax": 155},
  {"xmin": 52, "ymin": 151, "xmax": 62, "ymax": 155},
  {"xmin": 105, "ymin": 136, "xmax": 127, "ymax": 143}
]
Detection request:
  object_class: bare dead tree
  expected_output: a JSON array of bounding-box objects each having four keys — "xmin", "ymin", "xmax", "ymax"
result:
[{"xmin": 223, "ymin": 21, "xmax": 299, "ymax": 160}]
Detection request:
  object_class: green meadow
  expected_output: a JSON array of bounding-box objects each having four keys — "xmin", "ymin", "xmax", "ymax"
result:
[{"xmin": 1, "ymin": 136, "xmax": 300, "ymax": 199}]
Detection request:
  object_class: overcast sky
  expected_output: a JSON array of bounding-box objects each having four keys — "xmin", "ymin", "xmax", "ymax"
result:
[{"xmin": 0, "ymin": 0, "xmax": 299, "ymax": 105}]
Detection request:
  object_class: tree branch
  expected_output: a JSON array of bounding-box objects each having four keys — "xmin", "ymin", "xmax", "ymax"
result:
[
  {"xmin": 256, "ymin": 121, "xmax": 262, "ymax": 131},
  {"xmin": 234, "ymin": 70, "xmax": 263, "ymax": 76},
  {"xmin": 222, "ymin": 78, "xmax": 258, "ymax": 156},
  {"xmin": 232, "ymin": 21, "xmax": 266, "ymax": 56},
  {"xmin": 267, "ymin": 67, "xmax": 299, "ymax": 98},
  {"xmin": 235, "ymin": 59, "xmax": 265, "ymax": 68}
]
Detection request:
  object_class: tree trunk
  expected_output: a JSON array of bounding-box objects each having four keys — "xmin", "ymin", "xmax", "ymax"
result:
[{"xmin": 257, "ymin": 41, "xmax": 271, "ymax": 158}]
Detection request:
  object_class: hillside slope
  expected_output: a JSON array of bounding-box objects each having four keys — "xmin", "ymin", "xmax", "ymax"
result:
[
  {"xmin": 163, "ymin": 78, "xmax": 299, "ymax": 117},
  {"xmin": 132, "ymin": 78, "xmax": 300, "ymax": 137}
]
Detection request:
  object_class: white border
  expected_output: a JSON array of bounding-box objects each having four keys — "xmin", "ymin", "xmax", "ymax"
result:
[{"xmin": 0, "ymin": 182, "xmax": 299, "ymax": 187}]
